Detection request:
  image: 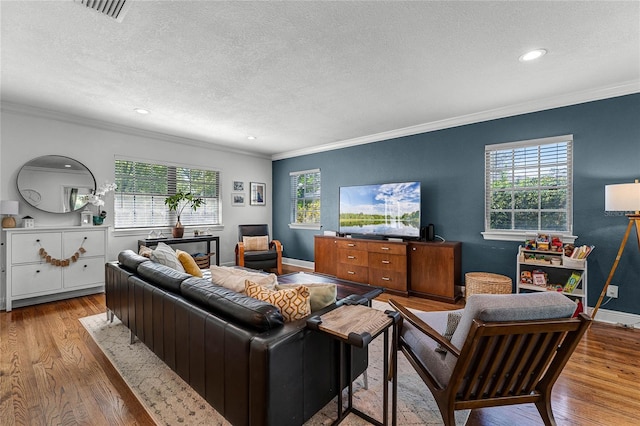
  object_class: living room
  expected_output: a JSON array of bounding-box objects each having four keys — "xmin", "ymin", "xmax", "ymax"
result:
[{"xmin": 1, "ymin": 1, "xmax": 639, "ymax": 425}]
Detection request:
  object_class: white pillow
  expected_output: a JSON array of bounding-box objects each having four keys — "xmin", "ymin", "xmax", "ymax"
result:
[
  {"xmin": 150, "ymin": 242, "xmax": 185, "ymax": 273},
  {"xmin": 209, "ymin": 265, "xmax": 277, "ymax": 293}
]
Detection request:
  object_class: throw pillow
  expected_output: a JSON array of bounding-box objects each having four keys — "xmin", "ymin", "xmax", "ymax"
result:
[
  {"xmin": 276, "ymin": 283, "xmax": 337, "ymax": 312},
  {"xmin": 246, "ymin": 280, "xmax": 311, "ymax": 322},
  {"xmin": 138, "ymin": 246, "xmax": 153, "ymax": 258},
  {"xmin": 150, "ymin": 242, "xmax": 185, "ymax": 273},
  {"xmin": 243, "ymin": 235, "xmax": 269, "ymax": 251},
  {"xmin": 435, "ymin": 312, "xmax": 462, "ymax": 354},
  {"xmin": 176, "ymin": 249, "xmax": 203, "ymax": 278},
  {"xmin": 209, "ymin": 265, "xmax": 277, "ymax": 293}
]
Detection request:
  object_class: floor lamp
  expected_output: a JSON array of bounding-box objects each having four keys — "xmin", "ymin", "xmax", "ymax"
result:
[{"xmin": 591, "ymin": 180, "xmax": 640, "ymax": 318}]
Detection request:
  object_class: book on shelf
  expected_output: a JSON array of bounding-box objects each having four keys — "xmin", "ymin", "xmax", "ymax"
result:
[{"xmin": 563, "ymin": 271, "xmax": 583, "ymax": 293}]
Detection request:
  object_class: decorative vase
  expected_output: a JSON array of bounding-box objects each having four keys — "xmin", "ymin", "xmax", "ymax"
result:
[
  {"xmin": 93, "ymin": 215, "xmax": 105, "ymax": 225},
  {"xmin": 172, "ymin": 222, "xmax": 184, "ymax": 238}
]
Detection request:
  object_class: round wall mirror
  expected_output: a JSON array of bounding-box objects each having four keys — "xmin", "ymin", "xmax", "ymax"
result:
[{"xmin": 17, "ymin": 155, "xmax": 96, "ymax": 214}]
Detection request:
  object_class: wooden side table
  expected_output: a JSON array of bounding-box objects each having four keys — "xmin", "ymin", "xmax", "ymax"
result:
[{"xmin": 307, "ymin": 304, "xmax": 400, "ymax": 426}]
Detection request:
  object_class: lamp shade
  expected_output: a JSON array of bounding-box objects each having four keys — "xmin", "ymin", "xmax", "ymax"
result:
[
  {"xmin": 0, "ymin": 200, "xmax": 19, "ymax": 215},
  {"xmin": 605, "ymin": 182, "xmax": 640, "ymax": 211}
]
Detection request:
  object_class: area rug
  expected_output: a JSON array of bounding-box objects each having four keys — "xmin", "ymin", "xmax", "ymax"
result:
[{"xmin": 80, "ymin": 302, "xmax": 469, "ymax": 425}]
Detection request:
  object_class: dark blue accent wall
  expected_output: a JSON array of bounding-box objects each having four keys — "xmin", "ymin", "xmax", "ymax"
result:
[{"xmin": 273, "ymin": 94, "xmax": 640, "ymax": 315}]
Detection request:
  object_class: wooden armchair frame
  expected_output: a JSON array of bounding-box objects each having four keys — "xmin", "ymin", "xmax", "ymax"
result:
[{"xmin": 389, "ymin": 299, "xmax": 591, "ymax": 426}]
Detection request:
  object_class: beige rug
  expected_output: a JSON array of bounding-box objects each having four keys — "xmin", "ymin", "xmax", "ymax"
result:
[{"xmin": 80, "ymin": 301, "xmax": 469, "ymax": 425}]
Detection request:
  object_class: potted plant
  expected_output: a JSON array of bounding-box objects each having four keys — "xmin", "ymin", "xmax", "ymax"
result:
[{"xmin": 164, "ymin": 192, "xmax": 205, "ymax": 238}]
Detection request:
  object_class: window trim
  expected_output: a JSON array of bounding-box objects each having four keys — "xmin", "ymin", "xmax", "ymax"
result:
[
  {"xmin": 482, "ymin": 134, "xmax": 576, "ymax": 243},
  {"xmin": 289, "ymin": 168, "xmax": 321, "ymax": 230}
]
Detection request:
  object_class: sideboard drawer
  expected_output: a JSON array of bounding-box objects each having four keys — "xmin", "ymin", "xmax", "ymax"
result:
[
  {"xmin": 369, "ymin": 253, "xmax": 406, "ymax": 272},
  {"xmin": 369, "ymin": 269, "xmax": 407, "ymax": 292},
  {"xmin": 367, "ymin": 242, "xmax": 407, "ymax": 255},
  {"xmin": 63, "ymin": 256, "xmax": 106, "ymax": 289},
  {"xmin": 63, "ymin": 230, "xmax": 106, "ymax": 257},
  {"xmin": 337, "ymin": 264, "xmax": 369, "ymax": 284},
  {"xmin": 11, "ymin": 264, "xmax": 62, "ymax": 297},
  {"xmin": 11, "ymin": 232, "xmax": 62, "ymax": 264},
  {"xmin": 336, "ymin": 240, "xmax": 368, "ymax": 251},
  {"xmin": 338, "ymin": 248, "xmax": 369, "ymax": 267}
]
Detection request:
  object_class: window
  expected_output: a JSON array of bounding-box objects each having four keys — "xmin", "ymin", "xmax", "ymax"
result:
[
  {"xmin": 114, "ymin": 159, "xmax": 220, "ymax": 229},
  {"xmin": 484, "ymin": 135, "xmax": 573, "ymax": 240},
  {"xmin": 290, "ymin": 169, "xmax": 321, "ymax": 229}
]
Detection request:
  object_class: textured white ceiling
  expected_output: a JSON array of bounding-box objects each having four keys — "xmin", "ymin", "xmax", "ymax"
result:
[{"xmin": 1, "ymin": 1, "xmax": 639, "ymax": 158}]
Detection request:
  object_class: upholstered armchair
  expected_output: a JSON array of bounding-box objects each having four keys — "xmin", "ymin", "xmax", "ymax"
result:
[
  {"xmin": 389, "ymin": 292, "xmax": 591, "ymax": 426},
  {"xmin": 235, "ymin": 224, "xmax": 283, "ymax": 275}
]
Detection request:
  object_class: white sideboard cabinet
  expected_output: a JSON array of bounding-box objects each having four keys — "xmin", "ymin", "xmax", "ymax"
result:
[{"xmin": 4, "ymin": 226, "xmax": 108, "ymax": 311}]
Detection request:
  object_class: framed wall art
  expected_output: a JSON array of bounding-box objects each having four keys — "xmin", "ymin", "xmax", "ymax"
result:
[
  {"xmin": 250, "ymin": 182, "xmax": 266, "ymax": 206},
  {"xmin": 233, "ymin": 181, "xmax": 244, "ymax": 191},
  {"xmin": 231, "ymin": 192, "xmax": 245, "ymax": 206}
]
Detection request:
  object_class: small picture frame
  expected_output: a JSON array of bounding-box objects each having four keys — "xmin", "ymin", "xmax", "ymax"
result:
[
  {"xmin": 233, "ymin": 181, "xmax": 244, "ymax": 191},
  {"xmin": 231, "ymin": 192, "xmax": 245, "ymax": 206},
  {"xmin": 250, "ymin": 182, "xmax": 266, "ymax": 206}
]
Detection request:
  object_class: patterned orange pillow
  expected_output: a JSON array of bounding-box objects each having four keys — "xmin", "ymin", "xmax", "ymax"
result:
[
  {"xmin": 243, "ymin": 235, "xmax": 269, "ymax": 251},
  {"xmin": 245, "ymin": 280, "xmax": 311, "ymax": 322}
]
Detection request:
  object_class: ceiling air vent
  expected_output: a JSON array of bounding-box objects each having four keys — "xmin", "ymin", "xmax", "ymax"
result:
[{"xmin": 75, "ymin": 0, "xmax": 131, "ymax": 23}]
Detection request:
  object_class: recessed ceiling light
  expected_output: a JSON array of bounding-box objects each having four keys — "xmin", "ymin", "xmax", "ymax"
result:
[
  {"xmin": 247, "ymin": 136, "xmax": 256, "ymax": 140},
  {"xmin": 519, "ymin": 49, "xmax": 547, "ymax": 62},
  {"xmin": 134, "ymin": 108, "xmax": 150, "ymax": 115}
]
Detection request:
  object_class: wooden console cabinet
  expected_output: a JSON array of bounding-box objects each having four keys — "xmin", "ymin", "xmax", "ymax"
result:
[
  {"xmin": 314, "ymin": 236, "xmax": 461, "ymax": 301},
  {"xmin": 408, "ymin": 241, "xmax": 461, "ymax": 302}
]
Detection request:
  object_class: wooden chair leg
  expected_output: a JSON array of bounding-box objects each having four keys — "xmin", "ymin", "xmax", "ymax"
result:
[{"xmin": 535, "ymin": 394, "xmax": 557, "ymax": 426}]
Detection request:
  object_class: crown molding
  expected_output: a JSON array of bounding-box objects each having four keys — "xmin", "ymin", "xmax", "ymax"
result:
[
  {"xmin": 272, "ymin": 81, "xmax": 640, "ymax": 161},
  {"xmin": 0, "ymin": 101, "xmax": 272, "ymax": 160}
]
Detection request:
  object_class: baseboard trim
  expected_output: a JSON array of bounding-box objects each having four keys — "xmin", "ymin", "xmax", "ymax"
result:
[
  {"xmin": 282, "ymin": 257, "xmax": 315, "ymax": 270},
  {"xmin": 592, "ymin": 307, "xmax": 640, "ymax": 326}
]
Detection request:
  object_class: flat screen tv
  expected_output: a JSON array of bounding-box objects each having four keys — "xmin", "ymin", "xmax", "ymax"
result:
[{"xmin": 339, "ymin": 181, "xmax": 421, "ymax": 239}]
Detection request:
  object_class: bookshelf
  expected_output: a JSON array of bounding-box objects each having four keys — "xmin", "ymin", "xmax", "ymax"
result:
[{"xmin": 516, "ymin": 246, "xmax": 588, "ymax": 312}]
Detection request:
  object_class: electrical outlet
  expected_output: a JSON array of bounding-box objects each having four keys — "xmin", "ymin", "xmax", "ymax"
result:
[{"xmin": 606, "ymin": 285, "xmax": 619, "ymax": 298}]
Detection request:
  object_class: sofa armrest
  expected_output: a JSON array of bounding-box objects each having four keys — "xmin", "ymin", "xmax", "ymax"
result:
[{"xmin": 270, "ymin": 239, "xmax": 283, "ymax": 253}]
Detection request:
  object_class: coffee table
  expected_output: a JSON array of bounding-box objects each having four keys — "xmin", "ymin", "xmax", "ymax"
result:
[{"xmin": 277, "ymin": 272, "xmax": 384, "ymax": 303}]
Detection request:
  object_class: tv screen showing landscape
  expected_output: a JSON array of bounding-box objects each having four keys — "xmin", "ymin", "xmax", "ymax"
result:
[{"xmin": 339, "ymin": 181, "xmax": 421, "ymax": 238}]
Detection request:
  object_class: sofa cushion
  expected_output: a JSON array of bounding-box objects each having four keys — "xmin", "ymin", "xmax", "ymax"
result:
[
  {"xmin": 150, "ymin": 242, "xmax": 186, "ymax": 273},
  {"xmin": 243, "ymin": 235, "xmax": 269, "ymax": 251},
  {"xmin": 246, "ymin": 281, "xmax": 311, "ymax": 322},
  {"xmin": 176, "ymin": 249, "xmax": 203, "ymax": 278},
  {"xmin": 137, "ymin": 261, "xmax": 192, "ymax": 293},
  {"xmin": 276, "ymin": 283, "xmax": 337, "ymax": 312},
  {"xmin": 210, "ymin": 265, "xmax": 277, "ymax": 293},
  {"xmin": 118, "ymin": 249, "xmax": 150, "ymax": 272},
  {"xmin": 180, "ymin": 277, "xmax": 284, "ymax": 331}
]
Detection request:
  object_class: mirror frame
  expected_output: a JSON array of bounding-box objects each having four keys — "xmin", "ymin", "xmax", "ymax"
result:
[{"xmin": 17, "ymin": 155, "xmax": 96, "ymax": 214}]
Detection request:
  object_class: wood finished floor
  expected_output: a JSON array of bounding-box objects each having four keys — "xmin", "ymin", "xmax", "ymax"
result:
[{"xmin": 1, "ymin": 264, "xmax": 638, "ymax": 425}]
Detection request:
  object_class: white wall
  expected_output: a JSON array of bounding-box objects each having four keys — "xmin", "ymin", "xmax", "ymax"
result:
[{"xmin": 1, "ymin": 104, "xmax": 273, "ymax": 275}]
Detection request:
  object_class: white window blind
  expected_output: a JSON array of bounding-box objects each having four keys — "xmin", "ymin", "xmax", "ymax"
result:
[
  {"xmin": 290, "ymin": 169, "xmax": 321, "ymax": 226},
  {"xmin": 114, "ymin": 159, "xmax": 220, "ymax": 229},
  {"xmin": 485, "ymin": 135, "xmax": 573, "ymax": 236}
]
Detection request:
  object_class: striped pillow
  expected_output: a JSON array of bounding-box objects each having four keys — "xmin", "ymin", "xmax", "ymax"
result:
[{"xmin": 243, "ymin": 235, "xmax": 269, "ymax": 251}]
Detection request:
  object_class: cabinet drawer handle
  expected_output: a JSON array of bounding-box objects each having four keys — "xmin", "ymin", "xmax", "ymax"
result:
[
  {"xmin": 36, "ymin": 239, "xmax": 40, "ymax": 242},
  {"xmin": 347, "ymin": 271, "xmax": 355, "ymax": 275},
  {"xmin": 36, "ymin": 270, "xmax": 40, "ymax": 273},
  {"xmin": 347, "ymin": 256, "xmax": 356, "ymax": 259},
  {"xmin": 381, "ymin": 260, "xmax": 390, "ymax": 264},
  {"xmin": 347, "ymin": 243, "xmax": 356, "ymax": 247},
  {"xmin": 381, "ymin": 277, "xmax": 391, "ymax": 281},
  {"xmin": 381, "ymin": 247, "xmax": 390, "ymax": 250},
  {"xmin": 84, "ymin": 237, "xmax": 88, "ymax": 240},
  {"xmin": 84, "ymin": 264, "xmax": 88, "ymax": 268}
]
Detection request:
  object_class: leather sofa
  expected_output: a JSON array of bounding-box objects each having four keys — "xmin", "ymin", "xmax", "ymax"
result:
[{"xmin": 105, "ymin": 250, "xmax": 367, "ymax": 426}]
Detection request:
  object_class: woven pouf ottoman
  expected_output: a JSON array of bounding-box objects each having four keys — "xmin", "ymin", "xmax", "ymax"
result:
[{"xmin": 465, "ymin": 272, "xmax": 512, "ymax": 299}]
